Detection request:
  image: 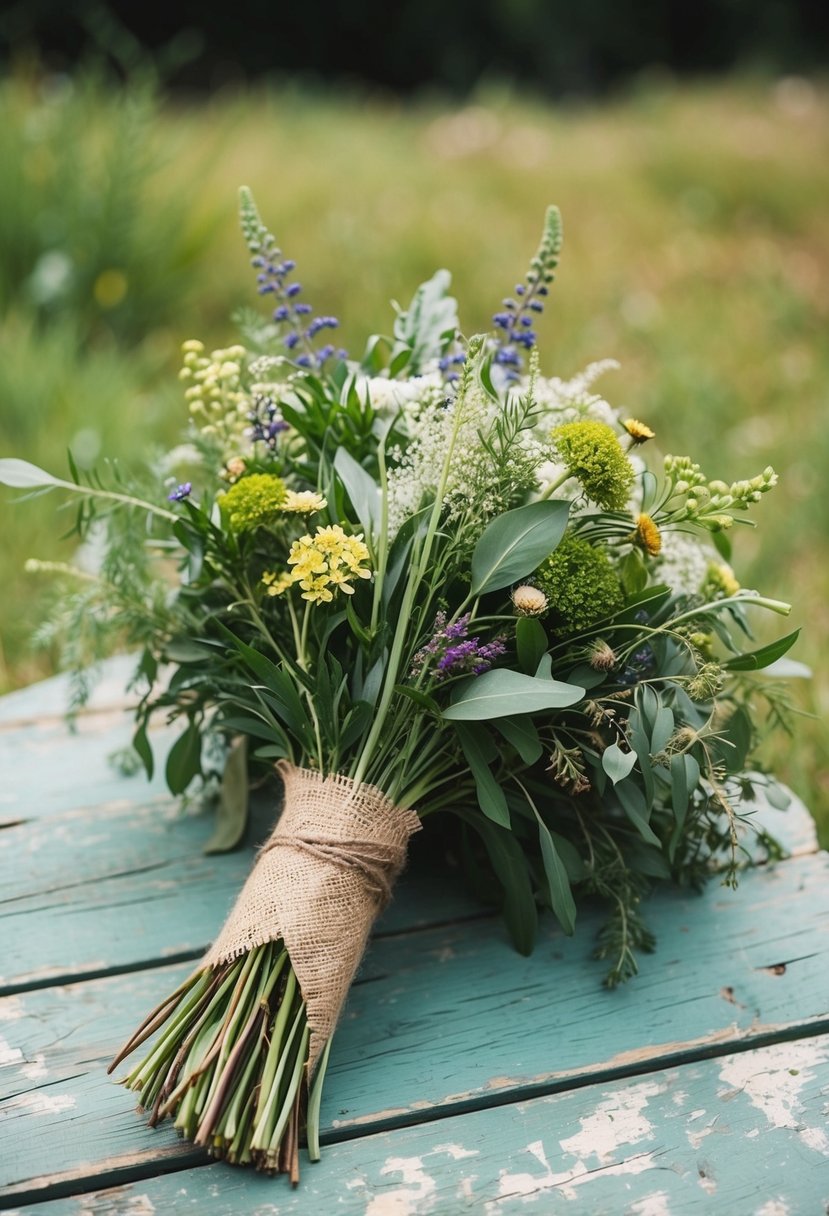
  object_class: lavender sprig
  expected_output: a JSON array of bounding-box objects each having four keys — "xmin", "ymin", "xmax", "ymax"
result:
[
  {"xmin": 239, "ymin": 187, "xmax": 345, "ymax": 371},
  {"xmin": 492, "ymin": 205, "xmax": 562, "ymax": 380},
  {"xmin": 412, "ymin": 611, "xmax": 507, "ymax": 681}
]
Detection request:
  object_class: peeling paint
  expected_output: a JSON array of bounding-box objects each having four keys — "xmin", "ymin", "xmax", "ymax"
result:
[
  {"xmin": 719, "ymin": 1039, "xmax": 829, "ymax": 1150},
  {"xmin": 629, "ymin": 1192, "xmax": 673, "ymax": 1216},
  {"xmin": 432, "ymin": 1143, "xmax": 478, "ymax": 1161},
  {"xmin": 0, "ymin": 996, "xmax": 25, "ymax": 1021},
  {"xmin": 488, "ymin": 1134, "xmax": 658, "ymax": 1208},
  {"xmin": 6, "ymin": 1091, "xmax": 76, "ymax": 1115},
  {"xmin": 365, "ymin": 1154, "xmax": 436, "ymax": 1216},
  {"xmin": 560, "ymin": 1080, "xmax": 661, "ymax": 1165},
  {"xmin": 754, "ymin": 1200, "xmax": 790, "ymax": 1216},
  {"xmin": 0, "ymin": 1035, "xmax": 23, "ymax": 1066},
  {"xmin": 19, "ymin": 1053, "xmax": 48, "ymax": 1080},
  {"xmin": 75, "ymin": 1194, "xmax": 156, "ymax": 1216}
]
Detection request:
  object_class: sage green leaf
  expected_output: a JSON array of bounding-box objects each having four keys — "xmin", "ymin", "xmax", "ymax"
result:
[
  {"xmin": 515, "ymin": 616, "xmax": 547, "ymax": 675},
  {"xmin": 495, "ymin": 716, "xmax": 543, "ymax": 765},
  {"xmin": 452, "ymin": 807, "xmax": 537, "ymax": 955},
  {"xmin": 444, "ymin": 668, "xmax": 584, "ymax": 721},
  {"xmin": 601, "ymin": 742, "xmax": 637, "ymax": 786},
  {"xmin": 455, "ymin": 723, "xmax": 510, "ymax": 827},
  {"xmin": 165, "ymin": 721, "xmax": 202, "ymax": 795},
  {"xmin": 532, "ymin": 806, "xmax": 576, "ymax": 935},
  {"xmin": 724, "ymin": 629, "xmax": 800, "ymax": 672},
  {"xmin": 334, "ymin": 447, "xmax": 380, "ymax": 537},
  {"xmin": 392, "ymin": 269, "xmax": 459, "ymax": 372},
  {"xmin": 132, "ymin": 722, "xmax": 154, "ymax": 781},
  {"xmin": 205, "ymin": 735, "xmax": 249, "ymax": 854},
  {"xmin": 470, "ymin": 500, "xmax": 570, "ymax": 596},
  {"xmin": 0, "ymin": 458, "xmax": 62, "ymax": 488},
  {"xmin": 616, "ymin": 780, "xmax": 661, "ymax": 846}
]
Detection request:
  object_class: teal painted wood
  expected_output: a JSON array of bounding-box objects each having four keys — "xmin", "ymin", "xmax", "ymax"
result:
[
  {"xmin": 0, "ymin": 801, "xmax": 484, "ymax": 994},
  {"xmin": 0, "ymin": 714, "xmax": 177, "ymax": 826},
  {"xmin": 0, "ymin": 656, "xmax": 139, "ymax": 726},
  {"xmin": 6, "ymin": 1034, "xmax": 829, "ymax": 1214},
  {"xmin": 2, "ymin": 851, "xmax": 828, "ymax": 1203}
]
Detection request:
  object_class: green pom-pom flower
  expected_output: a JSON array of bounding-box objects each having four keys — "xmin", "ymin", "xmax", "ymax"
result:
[
  {"xmin": 220, "ymin": 473, "xmax": 287, "ymax": 532},
  {"xmin": 553, "ymin": 420, "xmax": 634, "ymax": 511},
  {"xmin": 535, "ymin": 535, "xmax": 624, "ymax": 633}
]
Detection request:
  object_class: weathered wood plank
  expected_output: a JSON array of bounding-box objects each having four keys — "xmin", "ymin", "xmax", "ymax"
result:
[
  {"xmin": 0, "ymin": 656, "xmax": 140, "ymax": 727},
  {"xmin": 0, "ymin": 714, "xmax": 176, "ymax": 826},
  {"xmin": 5, "ymin": 1033, "xmax": 829, "ymax": 1213},
  {"xmin": 2, "ymin": 852, "xmax": 828, "ymax": 1203},
  {"xmin": 0, "ymin": 799, "xmax": 484, "ymax": 994}
]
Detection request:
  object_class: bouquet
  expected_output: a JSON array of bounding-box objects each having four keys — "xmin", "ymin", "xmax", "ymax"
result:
[{"xmin": 1, "ymin": 190, "xmax": 799, "ymax": 1183}]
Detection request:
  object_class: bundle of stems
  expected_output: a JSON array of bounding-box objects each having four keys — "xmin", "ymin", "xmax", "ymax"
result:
[{"xmin": 108, "ymin": 941, "xmax": 331, "ymax": 1182}]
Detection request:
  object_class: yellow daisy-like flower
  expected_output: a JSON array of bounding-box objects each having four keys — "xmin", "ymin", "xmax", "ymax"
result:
[
  {"xmin": 283, "ymin": 490, "xmax": 328, "ymax": 514},
  {"xmin": 261, "ymin": 570, "xmax": 293, "ymax": 597},
  {"xmin": 287, "ymin": 525, "xmax": 371, "ymax": 603},
  {"xmin": 623, "ymin": 418, "xmax": 656, "ymax": 444},
  {"xmin": 633, "ymin": 513, "xmax": 662, "ymax": 556}
]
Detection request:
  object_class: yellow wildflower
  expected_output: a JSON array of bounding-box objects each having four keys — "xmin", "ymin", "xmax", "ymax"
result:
[
  {"xmin": 623, "ymin": 418, "xmax": 655, "ymax": 444},
  {"xmin": 633, "ymin": 513, "xmax": 662, "ymax": 556},
  {"xmin": 287, "ymin": 525, "xmax": 371, "ymax": 603},
  {"xmin": 283, "ymin": 490, "xmax": 328, "ymax": 514},
  {"xmin": 261, "ymin": 570, "xmax": 293, "ymax": 597},
  {"xmin": 704, "ymin": 562, "xmax": 740, "ymax": 599}
]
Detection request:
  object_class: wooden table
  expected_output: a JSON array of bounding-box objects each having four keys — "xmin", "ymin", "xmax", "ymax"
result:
[{"xmin": 1, "ymin": 658, "xmax": 828, "ymax": 1214}]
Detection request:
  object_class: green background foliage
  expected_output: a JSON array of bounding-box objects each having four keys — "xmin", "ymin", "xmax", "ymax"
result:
[{"xmin": 1, "ymin": 64, "xmax": 826, "ymax": 835}]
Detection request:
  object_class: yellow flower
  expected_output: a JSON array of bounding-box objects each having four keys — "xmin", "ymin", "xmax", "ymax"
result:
[
  {"xmin": 633, "ymin": 513, "xmax": 662, "ymax": 556},
  {"xmin": 261, "ymin": 570, "xmax": 292, "ymax": 597},
  {"xmin": 287, "ymin": 525, "xmax": 371, "ymax": 603},
  {"xmin": 704, "ymin": 562, "xmax": 740, "ymax": 599},
  {"xmin": 283, "ymin": 490, "xmax": 328, "ymax": 514},
  {"xmin": 623, "ymin": 418, "xmax": 655, "ymax": 444}
]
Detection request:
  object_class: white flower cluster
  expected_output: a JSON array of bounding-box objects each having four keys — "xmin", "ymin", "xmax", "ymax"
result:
[
  {"xmin": 356, "ymin": 372, "xmax": 445, "ymax": 415},
  {"xmin": 386, "ymin": 380, "xmax": 547, "ymax": 535},
  {"xmin": 651, "ymin": 531, "xmax": 712, "ymax": 597},
  {"xmin": 528, "ymin": 359, "xmax": 621, "ymax": 429}
]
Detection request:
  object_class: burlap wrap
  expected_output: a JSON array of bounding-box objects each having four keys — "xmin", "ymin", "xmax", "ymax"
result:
[{"xmin": 200, "ymin": 761, "xmax": 421, "ymax": 1070}]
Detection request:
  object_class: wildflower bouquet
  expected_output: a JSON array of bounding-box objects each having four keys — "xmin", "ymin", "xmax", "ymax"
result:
[{"xmin": 1, "ymin": 190, "xmax": 799, "ymax": 1182}]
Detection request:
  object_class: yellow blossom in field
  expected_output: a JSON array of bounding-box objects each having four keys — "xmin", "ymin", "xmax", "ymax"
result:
[
  {"xmin": 623, "ymin": 418, "xmax": 655, "ymax": 444},
  {"xmin": 283, "ymin": 490, "xmax": 327, "ymax": 514},
  {"xmin": 287, "ymin": 525, "xmax": 371, "ymax": 603},
  {"xmin": 633, "ymin": 513, "xmax": 662, "ymax": 556},
  {"xmin": 261, "ymin": 570, "xmax": 293, "ymax": 597}
]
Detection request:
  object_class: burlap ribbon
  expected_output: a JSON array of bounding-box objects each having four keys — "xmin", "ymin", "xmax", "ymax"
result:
[{"xmin": 201, "ymin": 762, "xmax": 421, "ymax": 1070}]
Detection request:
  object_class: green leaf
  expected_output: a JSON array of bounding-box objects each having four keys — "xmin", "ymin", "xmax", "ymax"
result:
[
  {"xmin": 670, "ymin": 752, "xmax": 689, "ymax": 824},
  {"xmin": 616, "ymin": 780, "xmax": 661, "ymax": 846},
  {"xmin": 334, "ymin": 447, "xmax": 380, "ymax": 538},
  {"xmin": 0, "ymin": 458, "xmax": 62, "ymax": 488},
  {"xmin": 495, "ymin": 716, "xmax": 543, "ymax": 765},
  {"xmin": 444, "ymin": 668, "xmax": 584, "ymax": 721},
  {"xmin": 650, "ymin": 705, "xmax": 675, "ymax": 754},
  {"xmin": 601, "ymin": 742, "xmax": 637, "ymax": 786},
  {"xmin": 532, "ymin": 807, "xmax": 577, "ymax": 935},
  {"xmin": 724, "ymin": 629, "xmax": 800, "ymax": 672},
  {"xmin": 619, "ymin": 549, "xmax": 648, "ymax": 596},
  {"xmin": 455, "ymin": 723, "xmax": 510, "ymax": 828},
  {"xmin": 393, "ymin": 684, "xmax": 440, "ymax": 714},
  {"xmin": 165, "ymin": 721, "xmax": 202, "ymax": 796},
  {"xmin": 515, "ymin": 617, "xmax": 547, "ymax": 675},
  {"xmin": 392, "ymin": 269, "xmax": 459, "ymax": 372},
  {"xmin": 132, "ymin": 722, "xmax": 154, "ymax": 781},
  {"xmin": 205, "ymin": 736, "xmax": 249, "ymax": 854},
  {"xmin": 452, "ymin": 808, "xmax": 537, "ymax": 955},
  {"xmin": 470, "ymin": 500, "xmax": 570, "ymax": 596}
]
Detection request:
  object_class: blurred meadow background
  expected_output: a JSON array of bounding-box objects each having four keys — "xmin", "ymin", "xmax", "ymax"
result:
[{"xmin": 1, "ymin": 5, "xmax": 828, "ymax": 834}]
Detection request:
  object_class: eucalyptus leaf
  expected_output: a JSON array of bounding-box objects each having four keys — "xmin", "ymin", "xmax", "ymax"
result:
[
  {"xmin": 470, "ymin": 500, "xmax": 569, "ymax": 596},
  {"xmin": 165, "ymin": 721, "xmax": 202, "ymax": 796},
  {"xmin": 452, "ymin": 808, "xmax": 537, "ymax": 954},
  {"xmin": 495, "ymin": 716, "xmax": 543, "ymax": 765},
  {"xmin": 444, "ymin": 668, "xmax": 584, "ymax": 721},
  {"xmin": 601, "ymin": 742, "xmax": 637, "ymax": 786},
  {"xmin": 455, "ymin": 723, "xmax": 510, "ymax": 828},
  {"xmin": 616, "ymin": 779, "xmax": 661, "ymax": 846},
  {"xmin": 0, "ymin": 458, "xmax": 63, "ymax": 488},
  {"xmin": 204, "ymin": 735, "xmax": 249, "ymax": 854},
  {"xmin": 532, "ymin": 807, "xmax": 576, "ymax": 935}
]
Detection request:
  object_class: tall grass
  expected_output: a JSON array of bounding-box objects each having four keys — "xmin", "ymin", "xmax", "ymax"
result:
[{"xmin": 2, "ymin": 67, "xmax": 827, "ymax": 832}]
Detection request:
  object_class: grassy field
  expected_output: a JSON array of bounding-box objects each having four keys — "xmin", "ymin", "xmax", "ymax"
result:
[{"xmin": 1, "ymin": 68, "xmax": 827, "ymax": 833}]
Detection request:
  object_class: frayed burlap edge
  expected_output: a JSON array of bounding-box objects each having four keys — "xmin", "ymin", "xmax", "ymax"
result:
[{"xmin": 200, "ymin": 762, "xmax": 421, "ymax": 1070}]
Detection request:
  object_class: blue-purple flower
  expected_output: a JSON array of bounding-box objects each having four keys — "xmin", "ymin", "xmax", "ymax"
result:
[{"xmin": 167, "ymin": 482, "xmax": 192, "ymax": 502}]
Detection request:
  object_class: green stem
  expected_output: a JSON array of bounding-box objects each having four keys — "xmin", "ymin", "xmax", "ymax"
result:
[{"xmin": 50, "ymin": 476, "xmax": 180, "ymax": 523}]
